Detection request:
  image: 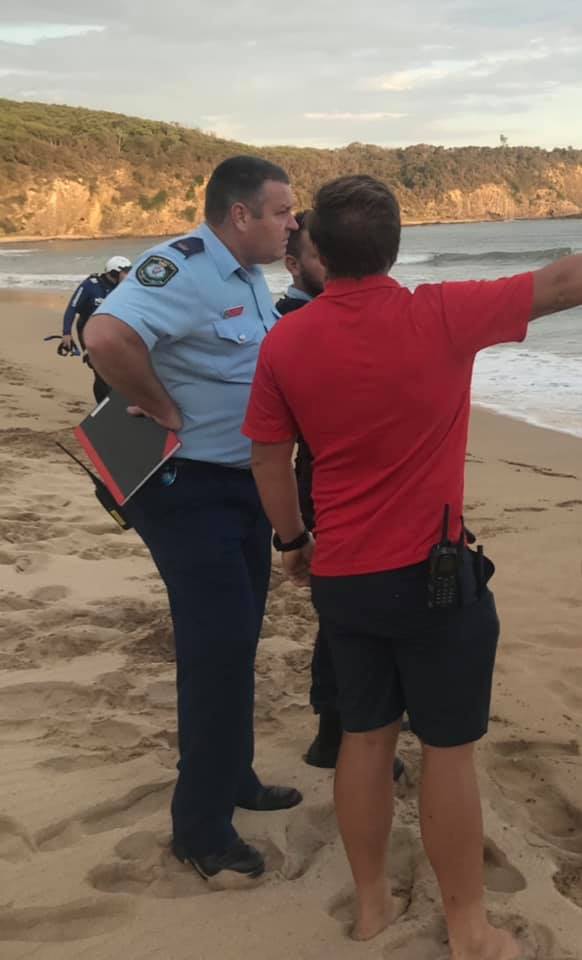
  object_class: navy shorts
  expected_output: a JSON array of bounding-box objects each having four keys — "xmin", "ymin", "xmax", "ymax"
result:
[{"xmin": 310, "ymin": 549, "xmax": 499, "ymax": 748}]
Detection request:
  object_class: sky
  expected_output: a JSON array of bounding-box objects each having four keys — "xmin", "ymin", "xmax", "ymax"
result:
[{"xmin": 1, "ymin": 2, "xmax": 581, "ymax": 150}]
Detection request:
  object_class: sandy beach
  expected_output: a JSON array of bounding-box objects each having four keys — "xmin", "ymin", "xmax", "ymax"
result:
[{"xmin": 0, "ymin": 290, "xmax": 581, "ymax": 960}]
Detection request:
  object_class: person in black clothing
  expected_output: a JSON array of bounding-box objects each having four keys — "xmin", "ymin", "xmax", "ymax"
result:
[
  {"xmin": 276, "ymin": 213, "xmax": 405, "ymax": 781},
  {"xmin": 60, "ymin": 255, "xmax": 132, "ymax": 403}
]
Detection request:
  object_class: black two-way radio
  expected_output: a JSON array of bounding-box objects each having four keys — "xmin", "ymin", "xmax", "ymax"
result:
[
  {"xmin": 427, "ymin": 504, "xmax": 464, "ymax": 609},
  {"xmin": 55, "ymin": 442, "xmax": 132, "ymax": 531}
]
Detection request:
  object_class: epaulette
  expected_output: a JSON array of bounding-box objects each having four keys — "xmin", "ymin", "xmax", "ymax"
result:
[{"xmin": 170, "ymin": 237, "xmax": 205, "ymax": 258}]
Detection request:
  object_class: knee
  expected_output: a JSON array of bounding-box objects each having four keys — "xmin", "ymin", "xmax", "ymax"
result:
[
  {"xmin": 344, "ymin": 720, "xmax": 401, "ymax": 751},
  {"xmin": 421, "ymin": 741, "xmax": 476, "ymax": 764}
]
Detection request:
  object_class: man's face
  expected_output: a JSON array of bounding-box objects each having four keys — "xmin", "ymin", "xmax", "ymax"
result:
[
  {"xmin": 286, "ymin": 230, "xmax": 326, "ymax": 298},
  {"xmin": 241, "ymin": 180, "xmax": 297, "ymax": 265},
  {"xmin": 109, "ymin": 269, "xmax": 130, "ymax": 285}
]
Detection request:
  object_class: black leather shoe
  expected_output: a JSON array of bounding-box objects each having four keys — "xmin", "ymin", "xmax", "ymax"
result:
[
  {"xmin": 173, "ymin": 837, "xmax": 265, "ymax": 881},
  {"xmin": 237, "ymin": 785, "xmax": 303, "ymax": 811},
  {"xmin": 304, "ymin": 733, "xmax": 339, "ymax": 769}
]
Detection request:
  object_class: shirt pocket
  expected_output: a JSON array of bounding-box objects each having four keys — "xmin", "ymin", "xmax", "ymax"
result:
[{"xmin": 211, "ymin": 314, "xmax": 262, "ymax": 382}]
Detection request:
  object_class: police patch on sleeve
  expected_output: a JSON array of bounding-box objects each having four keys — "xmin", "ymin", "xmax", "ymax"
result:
[{"xmin": 136, "ymin": 255, "xmax": 178, "ymax": 287}]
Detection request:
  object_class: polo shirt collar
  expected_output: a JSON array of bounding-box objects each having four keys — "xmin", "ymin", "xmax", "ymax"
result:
[
  {"xmin": 324, "ymin": 274, "xmax": 400, "ymax": 296},
  {"xmin": 197, "ymin": 222, "xmax": 257, "ymax": 282}
]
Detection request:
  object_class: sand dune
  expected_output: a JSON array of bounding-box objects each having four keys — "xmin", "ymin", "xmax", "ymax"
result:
[{"xmin": 0, "ymin": 291, "xmax": 581, "ymax": 959}]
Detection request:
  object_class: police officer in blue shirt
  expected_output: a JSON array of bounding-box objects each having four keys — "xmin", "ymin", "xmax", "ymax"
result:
[
  {"xmin": 85, "ymin": 157, "xmax": 300, "ymax": 886},
  {"xmin": 60, "ymin": 255, "xmax": 132, "ymax": 401}
]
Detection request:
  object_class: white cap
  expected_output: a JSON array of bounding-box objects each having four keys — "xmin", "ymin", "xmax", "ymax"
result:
[{"xmin": 105, "ymin": 255, "xmax": 132, "ymax": 274}]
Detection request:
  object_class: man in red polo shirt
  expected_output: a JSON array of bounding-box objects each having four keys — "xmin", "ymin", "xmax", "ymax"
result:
[{"xmin": 243, "ymin": 175, "xmax": 582, "ymax": 956}]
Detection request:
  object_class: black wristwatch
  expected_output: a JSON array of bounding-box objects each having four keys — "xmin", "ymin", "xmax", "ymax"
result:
[{"xmin": 272, "ymin": 529, "xmax": 310, "ymax": 552}]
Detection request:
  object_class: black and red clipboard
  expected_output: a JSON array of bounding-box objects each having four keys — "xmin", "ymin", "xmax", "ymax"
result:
[{"xmin": 73, "ymin": 390, "xmax": 181, "ymax": 506}]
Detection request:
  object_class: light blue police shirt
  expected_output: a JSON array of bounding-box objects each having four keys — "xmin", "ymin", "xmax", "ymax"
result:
[
  {"xmin": 93, "ymin": 223, "xmax": 279, "ymax": 468},
  {"xmin": 286, "ymin": 284, "xmax": 312, "ymax": 303}
]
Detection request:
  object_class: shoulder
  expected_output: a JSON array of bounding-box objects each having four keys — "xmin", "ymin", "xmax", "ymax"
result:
[{"xmin": 131, "ymin": 232, "xmax": 208, "ymax": 290}]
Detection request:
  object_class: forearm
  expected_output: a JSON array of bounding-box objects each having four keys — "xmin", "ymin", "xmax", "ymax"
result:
[
  {"xmin": 251, "ymin": 447, "xmax": 305, "ymax": 541},
  {"xmin": 532, "ymin": 253, "xmax": 582, "ymax": 319},
  {"xmin": 62, "ymin": 308, "xmax": 77, "ymax": 336}
]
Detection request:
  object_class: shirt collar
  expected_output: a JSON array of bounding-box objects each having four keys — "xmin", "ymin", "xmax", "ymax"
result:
[
  {"xmin": 286, "ymin": 284, "xmax": 313, "ymax": 303},
  {"xmin": 196, "ymin": 223, "xmax": 262, "ymax": 283},
  {"xmin": 323, "ymin": 274, "xmax": 400, "ymax": 296}
]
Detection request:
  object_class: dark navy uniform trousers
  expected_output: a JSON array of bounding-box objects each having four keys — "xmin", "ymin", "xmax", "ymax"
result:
[{"xmin": 124, "ymin": 459, "xmax": 271, "ymax": 857}]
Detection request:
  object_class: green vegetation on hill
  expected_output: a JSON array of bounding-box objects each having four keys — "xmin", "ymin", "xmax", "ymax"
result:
[{"xmin": 1, "ymin": 97, "xmax": 582, "ymax": 235}]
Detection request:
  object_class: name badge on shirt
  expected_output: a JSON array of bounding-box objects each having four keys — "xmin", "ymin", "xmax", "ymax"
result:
[{"xmin": 223, "ymin": 305, "xmax": 244, "ymax": 319}]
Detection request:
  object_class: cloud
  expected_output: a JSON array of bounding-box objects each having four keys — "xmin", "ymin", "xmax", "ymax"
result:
[
  {"xmin": 361, "ymin": 42, "xmax": 568, "ymax": 93},
  {"xmin": 304, "ymin": 112, "xmax": 406, "ymax": 121},
  {"xmin": 362, "ymin": 62, "xmax": 470, "ymax": 92},
  {"xmin": 0, "ymin": 23, "xmax": 104, "ymax": 45}
]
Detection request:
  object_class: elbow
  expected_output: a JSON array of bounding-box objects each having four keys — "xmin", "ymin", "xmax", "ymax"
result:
[
  {"xmin": 83, "ymin": 316, "xmax": 103, "ymax": 354},
  {"xmin": 83, "ymin": 315, "xmax": 117, "ymax": 361}
]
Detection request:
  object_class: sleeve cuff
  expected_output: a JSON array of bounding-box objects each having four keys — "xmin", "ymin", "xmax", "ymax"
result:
[{"xmin": 241, "ymin": 425, "xmax": 296, "ymax": 443}]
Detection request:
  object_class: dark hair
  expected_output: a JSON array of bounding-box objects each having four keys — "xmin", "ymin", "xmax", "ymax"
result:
[
  {"xmin": 310, "ymin": 175, "xmax": 401, "ymax": 279},
  {"xmin": 204, "ymin": 155, "xmax": 290, "ymax": 225},
  {"xmin": 285, "ymin": 209, "xmax": 311, "ymax": 259}
]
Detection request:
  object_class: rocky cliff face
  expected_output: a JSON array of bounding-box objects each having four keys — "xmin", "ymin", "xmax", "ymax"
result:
[
  {"xmin": 415, "ymin": 172, "xmax": 582, "ymax": 222},
  {"xmin": 2, "ymin": 163, "xmax": 582, "ymax": 239},
  {"xmin": 0, "ymin": 167, "xmax": 209, "ymax": 239}
]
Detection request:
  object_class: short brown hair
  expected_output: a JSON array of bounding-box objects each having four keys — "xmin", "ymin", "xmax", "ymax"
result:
[
  {"xmin": 310, "ymin": 175, "xmax": 401, "ymax": 279},
  {"xmin": 205, "ymin": 155, "xmax": 289, "ymax": 225},
  {"xmin": 285, "ymin": 210, "xmax": 311, "ymax": 259}
]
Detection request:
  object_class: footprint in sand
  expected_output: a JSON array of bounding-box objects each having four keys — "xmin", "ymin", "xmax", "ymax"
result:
[
  {"xmin": 36, "ymin": 779, "xmax": 173, "ymax": 852},
  {"xmin": 488, "ymin": 740, "xmax": 582, "ymax": 854},
  {"xmin": 81, "ymin": 521, "xmax": 124, "ymax": 536},
  {"xmin": 0, "ymin": 591, "xmax": 42, "ymax": 612},
  {"xmin": 327, "ymin": 827, "xmax": 418, "ymax": 930},
  {"xmin": 0, "ymin": 681, "xmax": 104, "ymax": 726},
  {"xmin": 483, "ymin": 837, "xmax": 526, "ymax": 893},
  {"xmin": 553, "ymin": 857, "xmax": 582, "ymax": 910},
  {"xmin": 14, "ymin": 554, "xmax": 49, "ymax": 574},
  {"xmin": 282, "ymin": 801, "xmax": 339, "ymax": 880},
  {"xmin": 88, "ymin": 829, "xmax": 282, "ymax": 898},
  {"xmin": 28, "ymin": 585, "xmax": 70, "ymax": 603},
  {"xmin": 37, "ymin": 717, "xmax": 166, "ymax": 772},
  {"xmin": 0, "ymin": 898, "xmax": 133, "ymax": 942},
  {"xmin": 77, "ymin": 542, "xmax": 148, "ymax": 561},
  {"xmin": 0, "ymin": 815, "xmax": 36, "ymax": 863},
  {"xmin": 88, "ymin": 833, "xmax": 210, "ymax": 900}
]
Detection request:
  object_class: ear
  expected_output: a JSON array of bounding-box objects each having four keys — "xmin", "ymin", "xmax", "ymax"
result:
[
  {"xmin": 284, "ymin": 254, "xmax": 300, "ymax": 279},
  {"xmin": 231, "ymin": 201, "xmax": 251, "ymax": 233}
]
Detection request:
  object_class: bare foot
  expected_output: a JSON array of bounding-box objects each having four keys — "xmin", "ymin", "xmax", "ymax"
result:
[
  {"xmin": 451, "ymin": 927, "xmax": 521, "ymax": 960},
  {"xmin": 351, "ymin": 894, "xmax": 406, "ymax": 942}
]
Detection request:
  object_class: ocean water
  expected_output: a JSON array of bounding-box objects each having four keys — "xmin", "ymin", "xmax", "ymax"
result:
[{"xmin": 1, "ymin": 218, "xmax": 581, "ymax": 438}]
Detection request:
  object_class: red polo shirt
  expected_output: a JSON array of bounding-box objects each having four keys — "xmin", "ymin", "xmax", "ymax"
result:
[{"xmin": 243, "ymin": 273, "xmax": 533, "ymax": 577}]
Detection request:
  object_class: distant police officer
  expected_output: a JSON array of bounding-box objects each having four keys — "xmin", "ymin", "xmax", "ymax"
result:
[
  {"xmin": 84, "ymin": 157, "xmax": 300, "ymax": 886},
  {"xmin": 60, "ymin": 255, "xmax": 132, "ymax": 402}
]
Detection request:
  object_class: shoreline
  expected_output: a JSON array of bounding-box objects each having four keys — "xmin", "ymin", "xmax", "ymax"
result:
[
  {"xmin": 1, "ymin": 212, "xmax": 581, "ymax": 246},
  {"xmin": 2, "ymin": 288, "xmax": 580, "ymax": 447}
]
